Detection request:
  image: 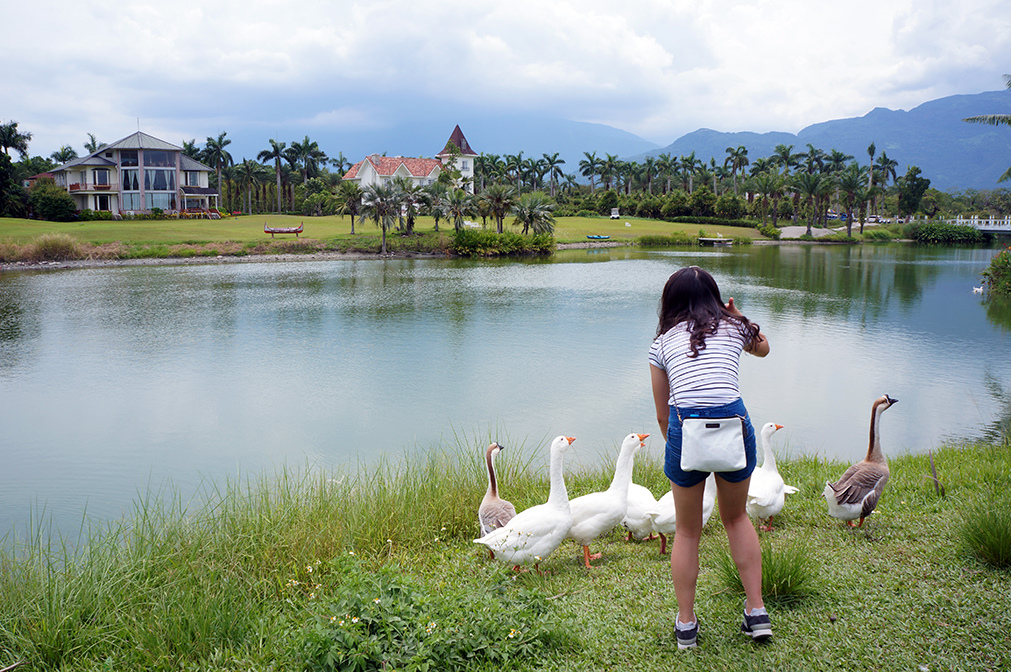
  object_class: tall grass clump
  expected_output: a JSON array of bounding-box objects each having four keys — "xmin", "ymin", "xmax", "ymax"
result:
[
  {"xmin": 714, "ymin": 540, "xmax": 817, "ymax": 604},
  {"xmin": 959, "ymin": 496, "xmax": 1011, "ymax": 568},
  {"xmin": 27, "ymin": 232, "xmax": 83, "ymax": 261}
]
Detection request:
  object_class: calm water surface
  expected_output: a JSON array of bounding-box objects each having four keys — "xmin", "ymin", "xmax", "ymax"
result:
[{"xmin": 1, "ymin": 244, "xmax": 1008, "ymax": 536}]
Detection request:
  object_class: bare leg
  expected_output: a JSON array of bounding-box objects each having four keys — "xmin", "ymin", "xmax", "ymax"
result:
[
  {"xmin": 715, "ymin": 475, "xmax": 765, "ymax": 611},
  {"xmin": 670, "ymin": 479, "xmax": 706, "ymax": 624}
]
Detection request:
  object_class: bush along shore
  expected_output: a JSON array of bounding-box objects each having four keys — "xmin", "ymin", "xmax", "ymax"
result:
[{"xmin": 1, "ymin": 434, "xmax": 1009, "ymax": 671}]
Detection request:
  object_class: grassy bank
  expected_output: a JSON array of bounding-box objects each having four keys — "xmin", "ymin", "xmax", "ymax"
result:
[
  {"xmin": 0, "ymin": 215, "xmax": 764, "ymax": 263},
  {"xmin": 1, "ymin": 433, "xmax": 1009, "ymax": 671}
]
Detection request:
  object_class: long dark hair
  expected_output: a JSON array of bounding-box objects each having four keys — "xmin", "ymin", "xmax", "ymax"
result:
[{"xmin": 656, "ymin": 266, "xmax": 760, "ymax": 357}]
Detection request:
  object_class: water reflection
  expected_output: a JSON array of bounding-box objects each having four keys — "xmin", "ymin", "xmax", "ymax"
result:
[{"xmin": 0, "ymin": 244, "xmax": 1008, "ymax": 536}]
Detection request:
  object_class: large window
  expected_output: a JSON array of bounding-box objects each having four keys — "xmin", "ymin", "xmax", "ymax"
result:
[
  {"xmin": 93, "ymin": 169, "xmax": 109, "ymax": 186},
  {"xmin": 144, "ymin": 169, "xmax": 175, "ymax": 192},
  {"xmin": 145, "ymin": 193, "xmax": 176, "ymax": 210},
  {"xmin": 185, "ymin": 171, "xmax": 200, "ymax": 187},
  {"xmin": 120, "ymin": 150, "xmax": 138, "ymax": 167},
  {"xmin": 94, "ymin": 194, "xmax": 110, "ymax": 211},
  {"xmin": 144, "ymin": 150, "xmax": 173, "ymax": 167},
  {"xmin": 121, "ymin": 193, "xmax": 142, "ymax": 210},
  {"xmin": 122, "ymin": 169, "xmax": 140, "ymax": 191}
]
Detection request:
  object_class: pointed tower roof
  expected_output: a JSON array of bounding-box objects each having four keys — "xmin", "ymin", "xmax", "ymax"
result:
[{"xmin": 436, "ymin": 125, "xmax": 477, "ymax": 157}]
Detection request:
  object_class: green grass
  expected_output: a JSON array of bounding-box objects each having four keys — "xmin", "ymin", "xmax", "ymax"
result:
[
  {"xmin": 2, "ymin": 436, "xmax": 1009, "ymax": 671},
  {"xmin": 0, "ymin": 214, "xmax": 765, "ymax": 261}
]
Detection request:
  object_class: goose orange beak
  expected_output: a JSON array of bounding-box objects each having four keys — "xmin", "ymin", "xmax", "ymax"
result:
[
  {"xmin": 775, "ymin": 424, "xmax": 784, "ymax": 430},
  {"xmin": 637, "ymin": 433, "xmax": 650, "ymax": 444},
  {"xmin": 565, "ymin": 436, "xmax": 576, "ymax": 444}
]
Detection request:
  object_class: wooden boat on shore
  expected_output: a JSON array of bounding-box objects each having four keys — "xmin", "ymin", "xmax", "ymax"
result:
[
  {"xmin": 264, "ymin": 222, "xmax": 303, "ymax": 238},
  {"xmin": 699, "ymin": 237, "xmax": 733, "ymax": 246},
  {"xmin": 586, "ymin": 235, "xmax": 611, "ymax": 240}
]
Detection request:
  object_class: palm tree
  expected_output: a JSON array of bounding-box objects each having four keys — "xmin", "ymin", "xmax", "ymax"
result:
[
  {"xmin": 236, "ymin": 158, "xmax": 269, "ymax": 215},
  {"xmin": 874, "ymin": 151, "xmax": 898, "ymax": 214},
  {"xmin": 724, "ymin": 145, "xmax": 749, "ymax": 195},
  {"xmin": 825, "ymin": 149, "xmax": 853, "ymax": 174},
  {"xmin": 541, "ymin": 152, "xmax": 565, "ymax": 198},
  {"xmin": 837, "ymin": 163, "xmax": 864, "ymax": 236},
  {"xmin": 504, "ymin": 152, "xmax": 525, "ymax": 192},
  {"xmin": 642, "ymin": 156, "xmax": 657, "ymax": 194},
  {"xmin": 330, "ymin": 152, "xmax": 351, "ymax": 177},
  {"xmin": 336, "ymin": 180, "xmax": 363, "ymax": 233},
  {"xmin": 963, "ymin": 74, "xmax": 1011, "ymax": 181},
  {"xmin": 181, "ymin": 139, "xmax": 202, "ymax": 160},
  {"xmin": 84, "ymin": 133, "xmax": 106, "ymax": 154},
  {"xmin": 601, "ymin": 153, "xmax": 620, "ymax": 191},
  {"xmin": 423, "ymin": 182, "xmax": 448, "ymax": 232},
  {"xmin": 445, "ymin": 188, "xmax": 476, "ymax": 231},
  {"xmin": 656, "ymin": 153, "xmax": 674, "ymax": 194},
  {"xmin": 680, "ymin": 152, "xmax": 701, "ymax": 192},
  {"xmin": 772, "ymin": 144, "xmax": 801, "ymax": 175},
  {"xmin": 750, "ymin": 170, "xmax": 784, "ymax": 226},
  {"xmin": 257, "ymin": 139, "xmax": 288, "ymax": 214},
  {"xmin": 800, "ymin": 143, "xmax": 826, "ymax": 174},
  {"xmin": 0, "ymin": 120, "xmax": 32, "ymax": 159},
  {"xmin": 793, "ymin": 171, "xmax": 828, "ymax": 236},
  {"xmin": 361, "ymin": 183, "xmax": 400, "ymax": 254},
  {"xmin": 203, "ymin": 132, "xmax": 233, "ymax": 194},
  {"xmin": 290, "ymin": 136, "xmax": 327, "ymax": 183},
  {"xmin": 480, "ymin": 183, "xmax": 517, "ymax": 234},
  {"xmin": 511, "ymin": 192, "xmax": 556, "ymax": 235},
  {"xmin": 50, "ymin": 145, "xmax": 78, "ymax": 164},
  {"xmin": 579, "ymin": 151, "xmax": 601, "ymax": 192}
]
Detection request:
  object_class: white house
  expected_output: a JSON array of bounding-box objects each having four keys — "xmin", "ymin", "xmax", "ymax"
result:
[
  {"xmin": 343, "ymin": 125, "xmax": 479, "ymax": 193},
  {"xmin": 48, "ymin": 131, "xmax": 218, "ymax": 217}
]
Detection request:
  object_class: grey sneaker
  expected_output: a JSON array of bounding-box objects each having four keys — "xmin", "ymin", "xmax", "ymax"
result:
[
  {"xmin": 741, "ymin": 606, "xmax": 772, "ymax": 642},
  {"xmin": 676, "ymin": 617, "xmax": 698, "ymax": 650}
]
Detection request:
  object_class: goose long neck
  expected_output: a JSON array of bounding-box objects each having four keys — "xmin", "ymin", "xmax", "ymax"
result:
[
  {"xmin": 485, "ymin": 449, "xmax": 498, "ymax": 498},
  {"xmin": 867, "ymin": 404, "xmax": 885, "ymax": 463},
  {"xmin": 547, "ymin": 448, "xmax": 569, "ymax": 507},
  {"xmin": 608, "ymin": 445, "xmax": 637, "ymax": 495},
  {"xmin": 762, "ymin": 437, "xmax": 777, "ymax": 470}
]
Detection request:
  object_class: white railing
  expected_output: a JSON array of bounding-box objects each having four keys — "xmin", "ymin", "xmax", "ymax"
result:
[{"xmin": 943, "ymin": 215, "xmax": 1011, "ymax": 232}]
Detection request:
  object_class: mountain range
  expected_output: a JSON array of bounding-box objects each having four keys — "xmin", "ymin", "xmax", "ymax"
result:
[
  {"xmin": 633, "ymin": 90, "xmax": 1011, "ymax": 192},
  {"xmin": 224, "ymin": 90, "xmax": 1010, "ymax": 191}
]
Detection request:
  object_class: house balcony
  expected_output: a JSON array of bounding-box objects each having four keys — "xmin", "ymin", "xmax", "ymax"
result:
[{"xmin": 68, "ymin": 183, "xmax": 112, "ymax": 192}]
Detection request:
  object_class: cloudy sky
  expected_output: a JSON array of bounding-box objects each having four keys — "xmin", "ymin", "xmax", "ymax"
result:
[{"xmin": 5, "ymin": 0, "xmax": 1011, "ymax": 159}]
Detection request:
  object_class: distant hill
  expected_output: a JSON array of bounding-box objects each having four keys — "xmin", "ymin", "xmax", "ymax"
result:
[{"xmin": 633, "ymin": 90, "xmax": 1011, "ymax": 191}]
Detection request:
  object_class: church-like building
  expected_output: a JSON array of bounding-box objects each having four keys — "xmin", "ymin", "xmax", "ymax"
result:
[{"xmin": 342, "ymin": 125, "xmax": 478, "ymax": 193}]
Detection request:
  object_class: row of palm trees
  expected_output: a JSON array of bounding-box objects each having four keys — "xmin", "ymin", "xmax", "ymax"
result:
[{"xmin": 357, "ymin": 179, "xmax": 555, "ymax": 253}]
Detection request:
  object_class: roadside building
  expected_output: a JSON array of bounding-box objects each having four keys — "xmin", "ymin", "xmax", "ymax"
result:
[{"xmin": 343, "ymin": 125, "xmax": 478, "ymax": 193}]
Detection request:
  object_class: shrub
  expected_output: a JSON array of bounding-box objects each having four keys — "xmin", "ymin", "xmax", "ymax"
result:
[
  {"xmin": 28, "ymin": 179, "xmax": 77, "ymax": 222},
  {"xmin": 28, "ymin": 233, "xmax": 82, "ymax": 261},
  {"xmin": 450, "ymin": 229, "xmax": 554, "ymax": 257},
  {"xmin": 574, "ymin": 209, "xmax": 598, "ymax": 218},
  {"xmin": 77, "ymin": 209, "xmax": 115, "ymax": 221},
  {"xmin": 959, "ymin": 497, "xmax": 1011, "ymax": 568},
  {"xmin": 862, "ymin": 228, "xmax": 895, "ymax": 241},
  {"xmin": 715, "ymin": 193, "xmax": 747, "ymax": 220},
  {"xmin": 689, "ymin": 187, "xmax": 716, "ymax": 217},
  {"xmin": 636, "ymin": 232, "xmax": 697, "ymax": 247},
  {"xmin": 661, "ymin": 191, "xmax": 690, "ymax": 219},
  {"xmin": 757, "ymin": 223, "xmax": 781, "ymax": 239},
  {"xmin": 982, "ymin": 245, "xmax": 1011, "ymax": 297},
  {"xmin": 906, "ymin": 221, "xmax": 987, "ymax": 245},
  {"xmin": 298, "ymin": 555, "xmax": 575, "ymax": 672}
]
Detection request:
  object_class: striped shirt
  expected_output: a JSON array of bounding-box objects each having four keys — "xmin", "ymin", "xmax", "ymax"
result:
[{"xmin": 648, "ymin": 321, "xmax": 748, "ymax": 408}]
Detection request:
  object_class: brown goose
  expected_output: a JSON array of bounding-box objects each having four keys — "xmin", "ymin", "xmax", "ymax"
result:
[
  {"xmin": 478, "ymin": 442, "xmax": 517, "ymax": 540},
  {"xmin": 823, "ymin": 395, "xmax": 898, "ymax": 527}
]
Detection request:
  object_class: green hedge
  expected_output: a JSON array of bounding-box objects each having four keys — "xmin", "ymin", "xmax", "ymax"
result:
[
  {"xmin": 982, "ymin": 244, "xmax": 1011, "ymax": 297},
  {"xmin": 666, "ymin": 215, "xmax": 758, "ymax": 229},
  {"xmin": 449, "ymin": 229, "xmax": 555, "ymax": 257},
  {"xmin": 906, "ymin": 221, "xmax": 989, "ymax": 245}
]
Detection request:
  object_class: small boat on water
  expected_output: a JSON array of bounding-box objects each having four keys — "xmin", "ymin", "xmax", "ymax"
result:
[{"xmin": 586, "ymin": 235, "xmax": 611, "ymax": 240}]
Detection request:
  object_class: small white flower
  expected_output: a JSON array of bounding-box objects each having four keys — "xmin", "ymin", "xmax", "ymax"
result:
[{"xmin": 306, "ymin": 565, "xmax": 313, "ymax": 573}]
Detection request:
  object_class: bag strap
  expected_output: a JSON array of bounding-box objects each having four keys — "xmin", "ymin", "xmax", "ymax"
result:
[{"xmin": 658, "ymin": 332, "xmax": 685, "ymax": 425}]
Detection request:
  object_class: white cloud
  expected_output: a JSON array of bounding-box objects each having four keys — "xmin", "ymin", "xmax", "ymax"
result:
[{"xmin": 4, "ymin": 0, "xmax": 1009, "ymax": 156}]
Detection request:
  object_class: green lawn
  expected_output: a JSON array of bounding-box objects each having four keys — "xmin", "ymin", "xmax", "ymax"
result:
[{"xmin": 0, "ymin": 214, "xmax": 763, "ymax": 247}]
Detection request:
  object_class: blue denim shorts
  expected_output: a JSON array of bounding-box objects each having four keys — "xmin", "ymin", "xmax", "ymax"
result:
[{"xmin": 664, "ymin": 398, "xmax": 757, "ymax": 488}]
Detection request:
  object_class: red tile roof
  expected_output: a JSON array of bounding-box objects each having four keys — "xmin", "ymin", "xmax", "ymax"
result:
[{"xmin": 343, "ymin": 155, "xmax": 442, "ymax": 180}]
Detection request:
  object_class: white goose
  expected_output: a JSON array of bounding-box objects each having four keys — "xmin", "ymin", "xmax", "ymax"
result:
[
  {"xmin": 823, "ymin": 395, "xmax": 898, "ymax": 527},
  {"xmin": 478, "ymin": 443, "xmax": 517, "ymax": 558},
  {"xmin": 646, "ymin": 473, "xmax": 717, "ymax": 555},
  {"xmin": 622, "ymin": 480, "xmax": 659, "ymax": 542},
  {"xmin": 973, "ymin": 283, "xmax": 984, "ymax": 294},
  {"xmin": 567, "ymin": 433, "xmax": 648, "ymax": 567},
  {"xmin": 474, "ymin": 435, "xmax": 575, "ymax": 572},
  {"xmin": 746, "ymin": 423, "xmax": 799, "ymax": 531}
]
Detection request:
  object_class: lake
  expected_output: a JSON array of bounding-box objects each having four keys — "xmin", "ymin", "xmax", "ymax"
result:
[{"xmin": 1, "ymin": 243, "xmax": 1008, "ymax": 537}]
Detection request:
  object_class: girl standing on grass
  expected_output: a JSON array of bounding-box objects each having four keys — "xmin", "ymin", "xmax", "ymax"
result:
[{"xmin": 648, "ymin": 266, "xmax": 772, "ymax": 649}]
